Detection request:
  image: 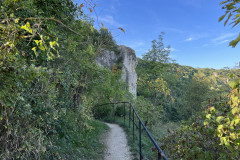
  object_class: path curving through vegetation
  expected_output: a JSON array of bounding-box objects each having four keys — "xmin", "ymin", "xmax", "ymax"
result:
[{"xmin": 103, "ymin": 123, "xmax": 132, "ymax": 160}]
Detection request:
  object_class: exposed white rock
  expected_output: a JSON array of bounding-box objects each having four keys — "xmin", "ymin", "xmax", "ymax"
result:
[
  {"xmin": 96, "ymin": 50, "xmax": 118, "ymax": 69},
  {"xmin": 118, "ymin": 45, "xmax": 137, "ymax": 98},
  {"xmin": 96, "ymin": 45, "xmax": 138, "ymax": 98}
]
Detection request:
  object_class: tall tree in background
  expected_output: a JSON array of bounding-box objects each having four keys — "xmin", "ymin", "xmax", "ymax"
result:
[{"xmin": 143, "ymin": 32, "xmax": 172, "ymax": 63}]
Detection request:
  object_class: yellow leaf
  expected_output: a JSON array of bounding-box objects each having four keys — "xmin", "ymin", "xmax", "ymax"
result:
[
  {"xmin": 89, "ymin": 7, "xmax": 93, "ymax": 13},
  {"xmin": 34, "ymin": 40, "xmax": 40, "ymax": 45},
  {"xmin": 21, "ymin": 22, "xmax": 33, "ymax": 34},
  {"xmin": 90, "ymin": 25, "xmax": 94, "ymax": 32},
  {"xmin": 218, "ymin": 125, "xmax": 223, "ymax": 131},
  {"xmin": 101, "ymin": 22, "xmax": 104, "ymax": 27},
  {"xmin": 14, "ymin": 18, "xmax": 19, "ymax": 23},
  {"xmin": 206, "ymin": 114, "xmax": 211, "ymax": 119},
  {"xmin": 80, "ymin": 3, "xmax": 84, "ymax": 10},
  {"xmin": 26, "ymin": 22, "xmax": 30, "ymax": 28},
  {"xmin": 39, "ymin": 44, "xmax": 45, "ymax": 51},
  {"xmin": 118, "ymin": 27, "xmax": 125, "ymax": 33},
  {"xmin": 209, "ymin": 107, "xmax": 216, "ymax": 113},
  {"xmin": 32, "ymin": 47, "xmax": 38, "ymax": 57}
]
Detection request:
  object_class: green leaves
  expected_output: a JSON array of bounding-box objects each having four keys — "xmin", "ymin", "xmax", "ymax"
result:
[
  {"xmin": 229, "ymin": 33, "xmax": 240, "ymax": 48},
  {"xmin": 232, "ymin": 118, "xmax": 240, "ymax": 126},
  {"xmin": 162, "ymin": 74, "xmax": 240, "ymax": 159},
  {"xmin": 224, "ymin": 12, "xmax": 232, "ymax": 26},
  {"xmin": 220, "ymin": 0, "xmax": 240, "ymax": 47},
  {"xmin": 1, "ymin": 0, "xmax": 118, "ymax": 159},
  {"xmin": 142, "ymin": 33, "xmax": 172, "ymax": 63},
  {"xmin": 219, "ymin": 12, "xmax": 228, "ymax": 22}
]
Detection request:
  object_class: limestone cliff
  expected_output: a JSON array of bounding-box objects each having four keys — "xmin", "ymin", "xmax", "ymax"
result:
[{"xmin": 96, "ymin": 45, "xmax": 137, "ymax": 98}]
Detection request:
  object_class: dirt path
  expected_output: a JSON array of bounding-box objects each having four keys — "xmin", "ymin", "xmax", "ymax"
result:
[{"xmin": 103, "ymin": 123, "xmax": 132, "ymax": 160}]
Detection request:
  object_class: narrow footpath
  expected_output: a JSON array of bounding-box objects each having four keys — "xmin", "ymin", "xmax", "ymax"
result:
[{"xmin": 103, "ymin": 123, "xmax": 132, "ymax": 160}]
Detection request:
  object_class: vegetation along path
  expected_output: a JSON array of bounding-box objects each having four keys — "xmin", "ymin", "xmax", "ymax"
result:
[{"xmin": 103, "ymin": 123, "xmax": 132, "ymax": 160}]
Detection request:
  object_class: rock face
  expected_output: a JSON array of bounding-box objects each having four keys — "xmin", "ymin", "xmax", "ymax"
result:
[
  {"xmin": 96, "ymin": 45, "xmax": 138, "ymax": 98},
  {"xmin": 96, "ymin": 50, "xmax": 118, "ymax": 69}
]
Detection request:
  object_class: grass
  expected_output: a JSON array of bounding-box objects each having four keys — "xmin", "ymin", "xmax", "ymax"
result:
[
  {"xmin": 80, "ymin": 120, "xmax": 109, "ymax": 160},
  {"xmin": 54, "ymin": 120, "xmax": 109, "ymax": 160}
]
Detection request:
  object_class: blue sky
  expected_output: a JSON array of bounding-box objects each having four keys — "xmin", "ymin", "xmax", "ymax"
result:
[{"xmin": 81, "ymin": 0, "xmax": 240, "ymax": 69}]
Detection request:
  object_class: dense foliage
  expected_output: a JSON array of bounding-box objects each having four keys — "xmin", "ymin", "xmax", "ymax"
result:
[
  {"xmin": 160, "ymin": 80, "xmax": 240, "ymax": 159},
  {"xmin": 134, "ymin": 33, "xmax": 239, "ymax": 159},
  {"xmin": 0, "ymin": 0, "xmax": 129, "ymax": 159},
  {"xmin": 136, "ymin": 34, "xmax": 232, "ymax": 124}
]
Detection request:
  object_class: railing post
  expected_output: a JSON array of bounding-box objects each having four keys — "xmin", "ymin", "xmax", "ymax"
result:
[
  {"xmin": 133, "ymin": 108, "xmax": 134, "ymax": 142},
  {"xmin": 129, "ymin": 103, "xmax": 131, "ymax": 129},
  {"xmin": 124, "ymin": 103, "xmax": 126, "ymax": 126},
  {"xmin": 139, "ymin": 120, "xmax": 142, "ymax": 160},
  {"xmin": 158, "ymin": 152, "xmax": 162, "ymax": 160}
]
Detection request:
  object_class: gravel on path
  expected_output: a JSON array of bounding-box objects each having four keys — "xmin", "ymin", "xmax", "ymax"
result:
[{"xmin": 103, "ymin": 123, "xmax": 132, "ymax": 160}]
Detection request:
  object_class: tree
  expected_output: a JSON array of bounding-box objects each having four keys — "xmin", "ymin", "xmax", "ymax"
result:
[
  {"xmin": 219, "ymin": 0, "xmax": 240, "ymax": 47},
  {"xmin": 143, "ymin": 32, "xmax": 172, "ymax": 63}
]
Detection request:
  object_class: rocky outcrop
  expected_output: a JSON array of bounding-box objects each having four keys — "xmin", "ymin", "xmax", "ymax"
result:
[
  {"xmin": 96, "ymin": 45, "xmax": 138, "ymax": 98},
  {"xmin": 96, "ymin": 50, "xmax": 118, "ymax": 69},
  {"xmin": 118, "ymin": 46, "xmax": 137, "ymax": 98}
]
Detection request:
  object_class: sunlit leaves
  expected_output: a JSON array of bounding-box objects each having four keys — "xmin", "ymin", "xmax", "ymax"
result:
[
  {"xmin": 209, "ymin": 107, "xmax": 216, "ymax": 113},
  {"xmin": 206, "ymin": 114, "xmax": 211, "ymax": 119},
  {"xmin": 21, "ymin": 22, "xmax": 33, "ymax": 34},
  {"xmin": 216, "ymin": 116, "xmax": 224, "ymax": 123},
  {"xmin": 138, "ymin": 77, "xmax": 171, "ymax": 98},
  {"xmin": 232, "ymin": 118, "xmax": 240, "ymax": 126},
  {"xmin": 204, "ymin": 75, "xmax": 240, "ymax": 153},
  {"xmin": 161, "ymin": 71, "xmax": 240, "ymax": 159},
  {"xmin": 231, "ymin": 107, "xmax": 239, "ymax": 114},
  {"xmin": 228, "ymin": 80, "xmax": 238, "ymax": 89},
  {"xmin": 49, "ymin": 41, "xmax": 59, "ymax": 50},
  {"xmin": 90, "ymin": 25, "xmax": 94, "ymax": 32},
  {"xmin": 32, "ymin": 47, "xmax": 38, "ymax": 57}
]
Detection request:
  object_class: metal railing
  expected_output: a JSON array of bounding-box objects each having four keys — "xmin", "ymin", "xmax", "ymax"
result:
[{"xmin": 97, "ymin": 102, "xmax": 168, "ymax": 160}]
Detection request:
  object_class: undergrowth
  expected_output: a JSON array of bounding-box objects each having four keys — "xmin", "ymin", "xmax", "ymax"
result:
[{"xmin": 53, "ymin": 120, "xmax": 109, "ymax": 160}]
